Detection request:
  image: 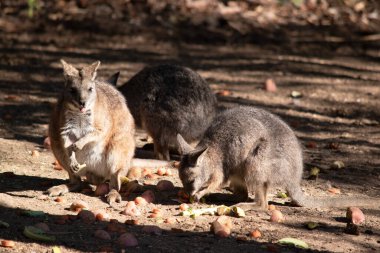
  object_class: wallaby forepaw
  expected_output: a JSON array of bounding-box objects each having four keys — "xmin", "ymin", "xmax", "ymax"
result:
[
  {"xmin": 69, "ymin": 154, "xmax": 86, "ymax": 173},
  {"xmin": 106, "ymin": 190, "xmax": 122, "ymax": 205},
  {"xmin": 46, "ymin": 185, "xmax": 69, "ymax": 197},
  {"xmin": 72, "ymin": 139, "xmax": 86, "ymax": 151}
]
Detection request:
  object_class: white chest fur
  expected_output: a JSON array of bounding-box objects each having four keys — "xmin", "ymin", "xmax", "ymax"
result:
[{"xmin": 60, "ymin": 110, "xmax": 110, "ymax": 179}]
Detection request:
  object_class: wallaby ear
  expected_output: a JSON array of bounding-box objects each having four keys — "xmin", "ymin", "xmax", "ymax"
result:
[
  {"xmin": 60, "ymin": 59, "xmax": 79, "ymax": 78},
  {"xmin": 107, "ymin": 72, "xmax": 120, "ymax": 86},
  {"xmin": 189, "ymin": 146, "xmax": 207, "ymax": 162},
  {"xmin": 82, "ymin": 61, "xmax": 101, "ymax": 81},
  {"xmin": 177, "ymin": 134, "xmax": 194, "ymax": 155}
]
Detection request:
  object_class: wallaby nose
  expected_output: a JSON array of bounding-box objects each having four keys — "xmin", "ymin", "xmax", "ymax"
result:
[{"xmin": 79, "ymin": 101, "xmax": 85, "ymax": 108}]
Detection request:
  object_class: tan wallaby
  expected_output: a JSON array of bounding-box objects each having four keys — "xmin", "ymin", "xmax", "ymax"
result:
[
  {"xmin": 47, "ymin": 60, "xmax": 136, "ymax": 204},
  {"xmin": 177, "ymin": 106, "xmax": 379, "ymax": 210}
]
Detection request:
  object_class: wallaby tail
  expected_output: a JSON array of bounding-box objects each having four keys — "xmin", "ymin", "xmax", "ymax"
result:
[
  {"xmin": 287, "ymin": 185, "xmax": 379, "ymax": 208},
  {"xmin": 131, "ymin": 158, "xmax": 173, "ymax": 168}
]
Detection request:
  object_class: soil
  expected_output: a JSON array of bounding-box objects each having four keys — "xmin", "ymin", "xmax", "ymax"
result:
[{"xmin": 1, "ymin": 14, "xmax": 380, "ymax": 253}]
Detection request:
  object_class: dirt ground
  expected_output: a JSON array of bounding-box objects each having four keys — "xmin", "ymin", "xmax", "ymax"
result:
[{"xmin": 1, "ymin": 22, "xmax": 380, "ymax": 253}]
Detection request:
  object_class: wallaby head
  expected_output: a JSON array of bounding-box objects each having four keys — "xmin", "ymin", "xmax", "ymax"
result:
[
  {"xmin": 60, "ymin": 59, "xmax": 100, "ymax": 113},
  {"xmin": 177, "ymin": 134, "xmax": 209, "ymax": 197}
]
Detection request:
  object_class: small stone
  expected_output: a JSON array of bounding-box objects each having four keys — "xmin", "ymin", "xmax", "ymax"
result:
[
  {"xmin": 270, "ymin": 210, "xmax": 284, "ymax": 222},
  {"xmin": 290, "ymin": 91, "xmax": 302, "ymax": 98},
  {"xmin": 332, "ymin": 161, "xmax": 345, "ymax": 169},
  {"xmin": 31, "ymin": 150, "xmax": 40, "ymax": 157}
]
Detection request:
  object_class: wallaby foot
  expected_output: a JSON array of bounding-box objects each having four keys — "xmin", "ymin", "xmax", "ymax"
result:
[
  {"xmin": 106, "ymin": 169, "xmax": 124, "ymax": 205},
  {"xmin": 153, "ymin": 139, "xmax": 170, "ymax": 161},
  {"xmin": 46, "ymin": 182, "xmax": 83, "ymax": 196},
  {"xmin": 231, "ymin": 202, "xmax": 267, "ymax": 212},
  {"xmin": 106, "ymin": 189, "xmax": 122, "ymax": 204}
]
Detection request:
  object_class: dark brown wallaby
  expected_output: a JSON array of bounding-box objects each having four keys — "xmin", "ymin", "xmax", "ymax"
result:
[{"xmin": 119, "ymin": 64, "xmax": 217, "ymax": 160}]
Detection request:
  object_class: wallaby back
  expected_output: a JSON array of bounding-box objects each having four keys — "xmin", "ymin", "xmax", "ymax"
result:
[
  {"xmin": 119, "ymin": 64, "xmax": 217, "ymax": 160},
  {"xmin": 177, "ymin": 106, "xmax": 379, "ymax": 209}
]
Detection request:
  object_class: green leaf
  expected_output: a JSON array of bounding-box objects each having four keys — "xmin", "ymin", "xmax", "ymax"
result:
[
  {"xmin": 310, "ymin": 167, "xmax": 320, "ymax": 176},
  {"xmin": 21, "ymin": 210, "xmax": 45, "ymax": 217},
  {"xmin": 277, "ymin": 192, "xmax": 288, "ymax": 198},
  {"xmin": 278, "ymin": 237, "xmax": 309, "ymax": 249},
  {"xmin": 0, "ymin": 220, "xmax": 10, "ymax": 228},
  {"xmin": 292, "ymin": 0, "xmax": 303, "ymax": 7},
  {"xmin": 23, "ymin": 226, "xmax": 56, "ymax": 242},
  {"xmin": 306, "ymin": 222, "xmax": 319, "ymax": 230}
]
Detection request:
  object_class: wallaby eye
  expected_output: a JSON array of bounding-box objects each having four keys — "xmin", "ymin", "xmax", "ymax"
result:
[
  {"xmin": 70, "ymin": 87, "xmax": 76, "ymax": 94},
  {"xmin": 88, "ymin": 87, "xmax": 93, "ymax": 92}
]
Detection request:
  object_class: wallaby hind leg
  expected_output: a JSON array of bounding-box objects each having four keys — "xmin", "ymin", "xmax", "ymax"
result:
[
  {"xmin": 86, "ymin": 172, "xmax": 104, "ymax": 185},
  {"xmin": 231, "ymin": 183, "xmax": 249, "ymax": 202},
  {"xmin": 153, "ymin": 138, "xmax": 170, "ymax": 160},
  {"xmin": 232, "ymin": 183, "xmax": 268, "ymax": 211},
  {"xmin": 106, "ymin": 169, "xmax": 123, "ymax": 205}
]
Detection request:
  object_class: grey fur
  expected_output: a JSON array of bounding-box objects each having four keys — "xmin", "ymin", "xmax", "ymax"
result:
[
  {"xmin": 177, "ymin": 106, "xmax": 379, "ymax": 209},
  {"xmin": 119, "ymin": 64, "xmax": 217, "ymax": 160}
]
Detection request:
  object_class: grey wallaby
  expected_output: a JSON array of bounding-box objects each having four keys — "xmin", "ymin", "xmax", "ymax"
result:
[
  {"xmin": 177, "ymin": 106, "xmax": 379, "ymax": 210},
  {"xmin": 118, "ymin": 64, "xmax": 217, "ymax": 160},
  {"xmin": 47, "ymin": 60, "xmax": 169, "ymax": 205}
]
